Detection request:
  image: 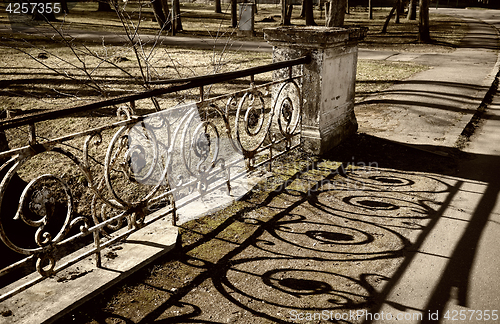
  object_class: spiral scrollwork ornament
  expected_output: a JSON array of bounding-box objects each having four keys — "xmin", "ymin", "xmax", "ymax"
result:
[
  {"xmin": 235, "ymin": 90, "xmax": 273, "ymax": 157},
  {"xmin": 274, "ymin": 80, "xmax": 301, "ymax": 142}
]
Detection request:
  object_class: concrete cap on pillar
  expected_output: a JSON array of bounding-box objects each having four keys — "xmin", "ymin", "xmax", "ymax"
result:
[
  {"xmin": 264, "ymin": 26, "xmax": 368, "ymax": 49},
  {"xmin": 264, "ymin": 26, "xmax": 367, "ymax": 155}
]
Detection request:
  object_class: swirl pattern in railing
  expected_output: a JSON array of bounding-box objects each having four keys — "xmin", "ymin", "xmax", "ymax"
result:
[{"xmin": 0, "ymin": 74, "xmax": 303, "ymax": 301}]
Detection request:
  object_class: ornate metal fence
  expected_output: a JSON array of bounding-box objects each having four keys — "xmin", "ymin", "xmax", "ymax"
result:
[{"xmin": 0, "ymin": 55, "xmax": 310, "ymax": 301}]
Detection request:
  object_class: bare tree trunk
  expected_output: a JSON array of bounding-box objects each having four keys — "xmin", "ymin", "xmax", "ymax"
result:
[
  {"xmin": 381, "ymin": 0, "xmax": 398, "ymax": 33},
  {"xmin": 172, "ymin": 0, "xmax": 182, "ymax": 32},
  {"xmin": 161, "ymin": 0, "xmax": 172, "ymax": 30},
  {"xmin": 215, "ymin": 0, "xmax": 222, "ymax": 13},
  {"xmin": 368, "ymin": 0, "xmax": 373, "ymax": 19},
  {"xmin": 97, "ymin": 0, "xmax": 113, "ymax": 11},
  {"xmin": 151, "ymin": 0, "xmax": 172, "ymax": 31},
  {"xmin": 395, "ymin": 0, "xmax": 401, "ymax": 23},
  {"xmin": 303, "ymin": 0, "xmax": 316, "ymax": 25},
  {"xmin": 61, "ymin": 0, "xmax": 69, "ymax": 13},
  {"xmin": 407, "ymin": 0, "xmax": 416, "ymax": 20},
  {"xmin": 286, "ymin": 4, "xmax": 293, "ymax": 23},
  {"xmin": 152, "ymin": 0, "xmax": 167, "ymax": 28},
  {"xmin": 32, "ymin": 0, "xmax": 57, "ymax": 21},
  {"xmin": 231, "ymin": 0, "xmax": 237, "ymax": 28},
  {"xmin": 418, "ymin": 0, "xmax": 430, "ymax": 42},
  {"xmin": 325, "ymin": 1, "xmax": 330, "ymax": 25},
  {"xmin": 325, "ymin": 0, "xmax": 346, "ymax": 27},
  {"xmin": 281, "ymin": 0, "xmax": 293, "ymax": 25}
]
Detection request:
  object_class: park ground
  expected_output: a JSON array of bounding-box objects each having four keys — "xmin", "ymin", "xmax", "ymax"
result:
[{"xmin": 1, "ymin": 3, "xmax": 497, "ymax": 324}]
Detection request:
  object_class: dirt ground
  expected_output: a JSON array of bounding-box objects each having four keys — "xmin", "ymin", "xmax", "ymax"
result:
[{"xmin": 50, "ymin": 132, "xmax": 459, "ymax": 324}]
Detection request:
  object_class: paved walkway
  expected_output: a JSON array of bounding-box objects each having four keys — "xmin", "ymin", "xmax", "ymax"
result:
[
  {"xmin": 357, "ymin": 9, "xmax": 500, "ymax": 152},
  {"xmin": 356, "ymin": 8, "xmax": 500, "ymax": 323}
]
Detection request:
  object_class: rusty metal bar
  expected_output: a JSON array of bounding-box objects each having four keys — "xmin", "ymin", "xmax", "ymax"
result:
[{"xmin": 148, "ymin": 55, "xmax": 310, "ymax": 85}]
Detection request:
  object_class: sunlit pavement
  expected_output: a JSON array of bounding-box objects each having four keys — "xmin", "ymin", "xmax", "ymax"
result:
[{"xmin": 359, "ymin": 8, "xmax": 500, "ymax": 324}]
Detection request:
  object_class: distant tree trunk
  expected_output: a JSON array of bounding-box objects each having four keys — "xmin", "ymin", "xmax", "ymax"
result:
[
  {"xmin": 172, "ymin": 0, "xmax": 182, "ymax": 32},
  {"xmin": 97, "ymin": 0, "xmax": 113, "ymax": 11},
  {"xmin": 215, "ymin": 0, "xmax": 221, "ymax": 13},
  {"xmin": 61, "ymin": 0, "xmax": 69, "ymax": 13},
  {"xmin": 161, "ymin": 0, "xmax": 172, "ymax": 30},
  {"xmin": 231, "ymin": 0, "xmax": 237, "ymax": 27},
  {"xmin": 286, "ymin": 4, "xmax": 293, "ymax": 23},
  {"xmin": 281, "ymin": 0, "xmax": 293, "ymax": 25},
  {"xmin": 407, "ymin": 0, "xmax": 416, "ymax": 20},
  {"xmin": 151, "ymin": 0, "xmax": 172, "ymax": 31},
  {"xmin": 303, "ymin": 0, "xmax": 316, "ymax": 25},
  {"xmin": 152, "ymin": 0, "xmax": 167, "ymax": 28},
  {"xmin": 381, "ymin": 0, "xmax": 398, "ymax": 33},
  {"xmin": 418, "ymin": 0, "xmax": 430, "ymax": 42},
  {"xmin": 325, "ymin": 0, "xmax": 346, "ymax": 27},
  {"xmin": 368, "ymin": 0, "xmax": 373, "ymax": 19},
  {"xmin": 395, "ymin": 0, "xmax": 401, "ymax": 23}
]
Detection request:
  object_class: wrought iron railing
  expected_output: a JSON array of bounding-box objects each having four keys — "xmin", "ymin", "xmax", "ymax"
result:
[{"xmin": 0, "ymin": 55, "xmax": 310, "ymax": 301}]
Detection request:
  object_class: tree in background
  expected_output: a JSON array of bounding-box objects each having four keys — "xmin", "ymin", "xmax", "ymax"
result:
[
  {"xmin": 281, "ymin": 0, "xmax": 293, "ymax": 25},
  {"xmin": 31, "ymin": 0, "xmax": 58, "ymax": 21},
  {"xmin": 382, "ymin": 0, "xmax": 401, "ymax": 33},
  {"xmin": 151, "ymin": 0, "xmax": 172, "ymax": 31},
  {"xmin": 172, "ymin": 0, "xmax": 182, "ymax": 33},
  {"xmin": 418, "ymin": 0, "xmax": 430, "ymax": 42},
  {"xmin": 407, "ymin": 0, "xmax": 416, "ymax": 20},
  {"xmin": 97, "ymin": 0, "xmax": 114, "ymax": 12},
  {"xmin": 231, "ymin": 0, "xmax": 237, "ymax": 27},
  {"xmin": 325, "ymin": 0, "xmax": 346, "ymax": 27},
  {"xmin": 301, "ymin": 0, "xmax": 316, "ymax": 25}
]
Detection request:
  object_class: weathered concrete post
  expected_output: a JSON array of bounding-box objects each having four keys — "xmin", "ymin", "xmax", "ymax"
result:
[{"xmin": 264, "ymin": 27, "xmax": 367, "ymax": 155}]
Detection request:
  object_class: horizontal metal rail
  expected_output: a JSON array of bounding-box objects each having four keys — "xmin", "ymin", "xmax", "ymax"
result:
[{"xmin": 0, "ymin": 55, "xmax": 310, "ymax": 131}]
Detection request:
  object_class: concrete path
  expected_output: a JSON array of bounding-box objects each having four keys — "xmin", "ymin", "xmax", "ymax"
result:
[
  {"xmin": 356, "ymin": 8, "xmax": 500, "ymax": 154},
  {"xmin": 356, "ymin": 8, "xmax": 500, "ymax": 324},
  {"xmin": 0, "ymin": 24, "xmax": 273, "ymax": 52}
]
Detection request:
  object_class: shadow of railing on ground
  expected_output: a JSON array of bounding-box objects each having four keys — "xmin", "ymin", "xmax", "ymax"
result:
[{"xmin": 50, "ymin": 132, "xmax": 499, "ymax": 324}]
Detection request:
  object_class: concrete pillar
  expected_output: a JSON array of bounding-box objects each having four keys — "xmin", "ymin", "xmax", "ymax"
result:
[{"xmin": 264, "ymin": 26, "xmax": 367, "ymax": 155}]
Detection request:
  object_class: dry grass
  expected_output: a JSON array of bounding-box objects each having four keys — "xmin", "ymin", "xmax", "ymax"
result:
[
  {"xmin": 0, "ymin": 1, "xmax": 465, "ymax": 121},
  {"xmin": 356, "ymin": 60, "xmax": 427, "ymax": 102},
  {"xmin": 0, "ymin": 45, "xmax": 425, "ymax": 147}
]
